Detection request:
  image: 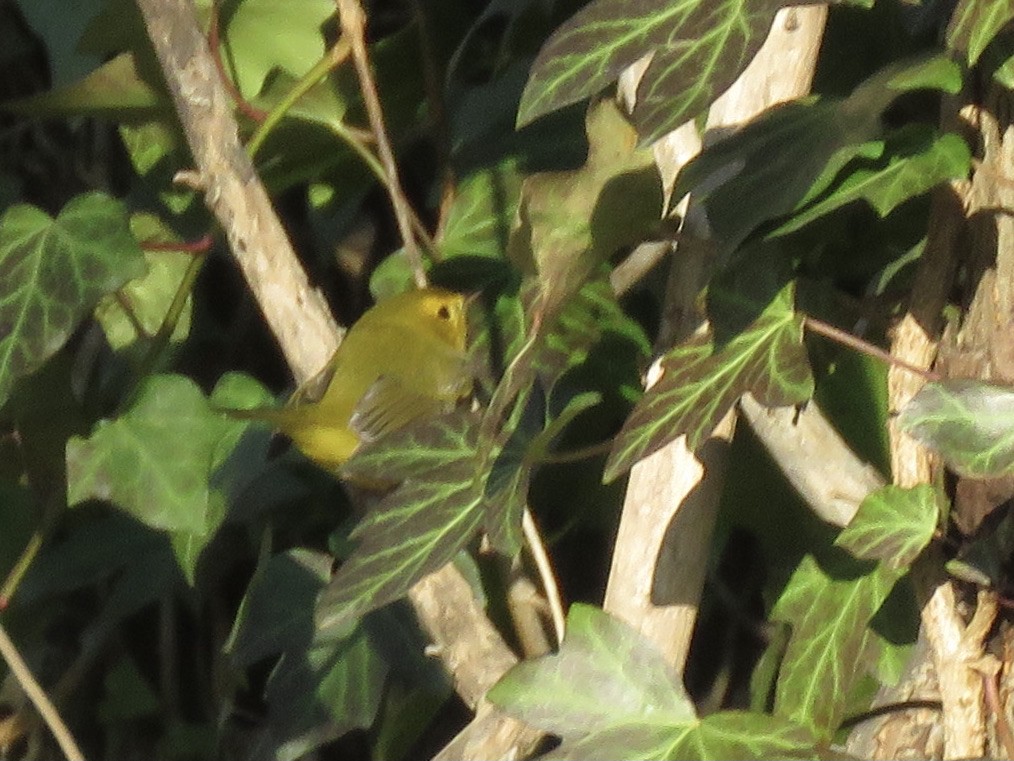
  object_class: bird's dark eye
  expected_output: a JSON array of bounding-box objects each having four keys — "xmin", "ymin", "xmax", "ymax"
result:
[{"xmin": 437, "ymin": 305, "xmax": 451, "ymax": 320}]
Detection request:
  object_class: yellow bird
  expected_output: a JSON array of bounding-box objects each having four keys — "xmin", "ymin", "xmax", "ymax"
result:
[{"xmin": 226, "ymin": 288, "xmax": 470, "ymax": 470}]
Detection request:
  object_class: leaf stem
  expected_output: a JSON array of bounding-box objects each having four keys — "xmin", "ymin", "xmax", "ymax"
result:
[
  {"xmin": 522, "ymin": 508, "xmax": 565, "ymax": 646},
  {"xmin": 336, "ymin": 0, "xmax": 428, "ymax": 287},
  {"xmin": 0, "ymin": 621, "xmax": 85, "ymax": 761},
  {"xmin": 803, "ymin": 315, "xmax": 940, "ymax": 381},
  {"xmin": 246, "ymin": 39, "xmax": 353, "ymax": 159}
]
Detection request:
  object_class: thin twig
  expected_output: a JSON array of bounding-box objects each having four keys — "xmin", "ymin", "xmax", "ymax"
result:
[
  {"xmin": 522, "ymin": 508, "xmax": 565, "ymax": 646},
  {"xmin": 336, "ymin": 0, "xmax": 428, "ymax": 287},
  {"xmin": 804, "ymin": 315, "xmax": 941, "ymax": 382},
  {"xmin": 207, "ymin": 0, "xmax": 267, "ymax": 122},
  {"xmin": 0, "ymin": 621, "xmax": 84, "ymax": 761}
]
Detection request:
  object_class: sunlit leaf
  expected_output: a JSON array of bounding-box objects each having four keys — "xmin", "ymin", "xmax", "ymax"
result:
[
  {"xmin": 490, "ymin": 604, "xmax": 816, "ymax": 760},
  {"xmin": 316, "ymin": 411, "xmax": 486, "ymax": 637},
  {"xmin": 947, "ymin": 0, "xmax": 1014, "ymax": 66},
  {"xmin": 899, "ymin": 379, "xmax": 1014, "ymax": 478},
  {"xmin": 517, "ymin": 0, "xmax": 789, "ymax": 144},
  {"xmin": 489, "ymin": 604, "xmax": 695, "ymax": 734},
  {"xmin": 836, "ymin": 485, "xmax": 943, "ymax": 570},
  {"xmin": 772, "ymin": 553, "xmax": 902, "ymax": 734},
  {"xmin": 605, "ymin": 282, "xmax": 812, "ymax": 481},
  {"xmin": 0, "ymin": 192, "xmax": 146, "ymax": 409}
]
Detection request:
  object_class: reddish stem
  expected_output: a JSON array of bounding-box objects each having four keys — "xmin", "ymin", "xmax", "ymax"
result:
[{"xmin": 803, "ymin": 315, "xmax": 941, "ymax": 382}]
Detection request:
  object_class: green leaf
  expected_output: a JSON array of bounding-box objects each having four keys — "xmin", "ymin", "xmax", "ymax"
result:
[
  {"xmin": 836, "ymin": 485, "xmax": 943, "ymax": 570},
  {"xmin": 772, "ymin": 552, "xmax": 902, "ymax": 735},
  {"xmin": 899, "ymin": 379, "xmax": 1014, "ymax": 478},
  {"xmin": 769, "ymin": 130, "xmax": 970, "ymax": 237},
  {"xmin": 0, "ymin": 191, "xmax": 146, "ymax": 409},
  {"xmin": 488, "ymin": 603, "xmax": 696, "ymax": 735},
  {"xmin": 227, "ymin": 548, "xmax": 333, "ymax": 667},
  {"xmin": 510, "ymin": 99, "xmax": 661, "ymax": 317},
  {"xmin": 66, "ymin": 373, "xmax": 271, "ymax": 580},
  {"xmin": 316, "ymin": 412, "xmax": 486, "ymax": 636},
  {"xmin": 14, "ymin": 0, "xmax": 104, "ymax": 87},
  {"xmin": 947, "ymin": 0, "xmax": 1014, "ymax": 66},
  {"xmin": 441, "ymin": 159, "xmax": 523, "ymax": 261},
  {"xmin": 265, "ymin": 627, "xmax": 388, "ymax": 757},
  {"xmin": 672, "ymin": 54, "xmax": 961, "ymax": 256},
  {"xmin": 517, "ymin": 0, "xmax": 787, "ymax": 144},
  {"xmin": 545, "ymin": 712, "xmax": 816, "ymax": 761},
  {"xmin": 216, "ymin": 0, "xmax": 335, "ymax": 97},
  {"xmin": 94, "ymin": 213, "xmax": 195, "ymax": 353},
  {"xmin": 605, "ymin": 282, "xmax": 812, "ymax": 481},
  {"xmin": 490, "ymin": 604, "xmax": 817, "ymax": 760},
  {"xmin": 1, "ymin": 53, "xmax": 166, "ymax": 120}
]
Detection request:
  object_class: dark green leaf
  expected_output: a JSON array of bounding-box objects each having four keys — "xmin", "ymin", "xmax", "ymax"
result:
[
  {"xmin": 517, "ymin": 0, "xmax": 787, "ymax": 144},
  {"xmin": 947, "ymin": 0, "xmax": 1014, "ymax": 66},
  {"xmin": 316, "ymin": 412, "xmax": 485, "ymax": 636},
  {"xmin": 265, "ymin": 628, "xmax": 388, "ymax": 758},
  {"xmin": 605, "ymin": 282, "xmax": 812, "ymax": 481},
  {"xmin": 227, "ymin": 548, "xmax": 333, "ymax": 667},
  {"xmin": 0, "ymin": 191, "xmax": 146, "ymax": 409},
  {"xmin": 772, "ymin": 553, "xmax": 902, "ymax": 734},
  {"xmin": 899, "ymin": 379, "xmax": 1014, "ymax": 478},
  {"xmin": 836, "ymin": 485, "xmax": 943, "ymax": 570},
  {"xmin": 672, "ymin": 54, "xmax": 961, "ymax": 256},
  {"xmin": 770, "ymin": 130, "xmax": 970, "ymax": 237}
]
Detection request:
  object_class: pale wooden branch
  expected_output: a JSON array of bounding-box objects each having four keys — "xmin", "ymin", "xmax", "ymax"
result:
[
  {"xmin": 603, "ymin": 5, "xmax": 828, "ymax": 671},
  {"xmin": 0, "ymin": 621, "xmax": 83, "ymax": 761},
  {"xmin": 134, "ymin": 5, "xmax": 533, "ymax": 758}
]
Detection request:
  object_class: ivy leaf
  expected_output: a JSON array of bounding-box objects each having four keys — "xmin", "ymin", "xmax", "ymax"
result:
[
  {"xmin": 316, "ymin": 412, "xmax": 486, "ymax": 637},
  {"xmin": 214, "ymin": 0, "xmax": 335, "ymax": 97},
  {"xmin": 489, "ymin": 604, "xmax": 695, "ymax": 734},
  {"xmin": 66, "ymin": 373, "xmax": 272, "ymax": 581},
  {"xmin": 836, "ymin": 485, "xmax": 943, "ymax": 571},
  {"xmin": 484, "ymin": 389, "xmax": 601, "ymax": 555},
  {"xmin": 605, "ymin": 282, "xmax": 812, "ymax": 481},
  {"xmin": 440, "ymin": 159, "xmax": 523, "ymax": 261},
  {"xmin": 228, "ymin": 548, "xmax": 333, "ymax": 667},
  {"xmin": 94, "ymin": 213, "xmax": 194, "ymax": 354},
  {"xmin": 947, "ymin": 0, "xmax": 1014, "ymax": 66},
  {"xmin": 770, "ymin": 129, "xmax": 970, "ymax": 237},
  {"xmin": 772, "ymin": 552, "xmax": 902, "ymax": 735},
  {"xmin": 264, "ymin": 625, "xmax": 388, "ymax": 756},
  {"xmin": 672, "ymin": 54, "xmax": 961, "ymax": 257},
  {"xmin": 899, "ymin": 379, "xmax": 1014, "ymax": 478},
  {"xmin": 489, "ymin": 604, "xmax": 816, "ymax": 760},
  {"xmin": 509, "ymin": 99, "xmax": 662, "ymax": 318},
  {"xmin": 0, "ymin": 191, "xmax": 146, "ymax": 409},
  {"xmin": 0, "ymin": 53, "xmax": 167, "ymax": 121},
  {"xmin": 517, "ymin": 0, "xmax": 789, "ymax": 144}
]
